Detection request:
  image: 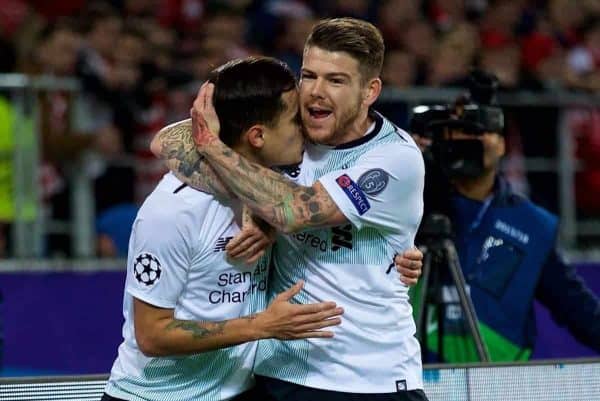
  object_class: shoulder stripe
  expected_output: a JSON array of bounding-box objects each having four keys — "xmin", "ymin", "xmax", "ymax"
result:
[{"xmin": 173, "ymin": 183, "xmax": 188, "ymax": 194}]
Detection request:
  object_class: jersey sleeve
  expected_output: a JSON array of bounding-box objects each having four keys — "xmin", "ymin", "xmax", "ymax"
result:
[
  {"xmin": 126, "ymin": 203, "xmax": 193, "ymax": 309},
  {"xmin": 318, "ymin": 142, "xmax": 425, "ymax": 239}
]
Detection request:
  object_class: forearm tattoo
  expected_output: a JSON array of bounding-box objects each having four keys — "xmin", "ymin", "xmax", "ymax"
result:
[
  {"xmin": 158, "ymin": 120, "xmax": 337, "ymax": 231},
  {"xmin": 203, "ymin": 140, "xmax": 339, "ymax": 232},
  {"xmin": 166, "ymin": 320, "xmax": 226, "ymax": 340},
  {"xmin": 241, "ymin": 314, "xmax": 257, "ymax": 321},
  {"xmin": 155, "ymin": 119, "xmax": 233, "ymax": 199}
]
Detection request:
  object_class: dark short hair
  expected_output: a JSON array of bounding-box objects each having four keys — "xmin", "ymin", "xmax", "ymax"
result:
[
  {"xmin": 208, "ymin": 56, "xmax": 297, "ymax": 147},
  {"xmin": 305, "ymin": 18, "xmax": 385, "ymax": 82}
]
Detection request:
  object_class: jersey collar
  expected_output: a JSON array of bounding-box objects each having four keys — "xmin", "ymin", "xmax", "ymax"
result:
[{"xmin": 333, "ymin": 109, "xmax": 383, "ymax": 150}]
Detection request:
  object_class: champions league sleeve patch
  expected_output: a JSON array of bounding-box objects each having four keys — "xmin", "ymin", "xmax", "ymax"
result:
[
  {"xmin": 133, "ymin": 253, "xmax": 162, "ymax": 287},
  {"xmin": 357, "ymin": 168, "xmax": 389, "ymax": 195},
  {"xmin": 336, "ymin": 174, "xmax": 370, "ymax": 215}
]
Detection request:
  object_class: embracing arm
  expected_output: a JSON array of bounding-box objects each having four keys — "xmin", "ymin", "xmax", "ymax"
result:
[
  {"xmin": 150, "ymin": 119, "xmax": 234, "ymax": 200},
  {"xmin": 188, "ymin": 83, "xmax": 346, "ymax": 233},
  {"xmin": 134, "ymin": 281, "xmax": 343, "ymax": 357},
  {"xmin": 134, "ymin": 298, "xmax": 260, "ymax": 356},
  {"xmin": 151, "ymin": 118, "xmax": 341, "ymax": 233},
  {"xmin": 199, "ymin": 141, "xmax": 345, "ymax": 233},
  {"xmin": 152, "ymin": 124, "xmax": 345, "ymax": 233}
]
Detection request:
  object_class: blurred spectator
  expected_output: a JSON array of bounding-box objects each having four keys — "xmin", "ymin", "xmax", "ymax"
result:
[
  {"xmin": 567, "ymin": 19, "xmax": 600, "ymax": 91},
  {"xmin": 479, "ymin": 45, "xmax": 521, "ymax": 89},
  {"xmin": 31, "ymin": 22, "xmax": 123, "ymax": 256},
  {"xmin": 1, "ymin": 0, "xmax": 599, "ymax": 259},
  {"xmin": 568, "ymin": 108, "xmax": 600, "ymax": 216},
  {"xmin": 27, "ymin": 0, "xmax": 86, "ymax": 21},
  {"xmin": 329, "ymin": 0, "xmax": 371, "ymax": 19},
  {"xmin": 131, "ymin": 83, "xmax": 169, "ymax": 204},
  {"xmin": 535, "ymin": 47, "xmax": 569, "ymax": 90},
  {"xmin": 479, "ymin": 0, "xmax": 524, "ymax": 50},
  {"xmin": 382, "ymin": 50, "xmax": 418, "ymax": 88},
  {"xmin": 75, "ymin": 3, "xmax": 123, "ymax": 134},
  {"xmin": 197, "ymin": 11, "xmax": 250, "ymax": 57},
  {"xmin": 377, "ymin": 0, "xmax": 421, "ymax": 49},
  {"xmin": 428, "ymin": 0, "xmax": 469, "ymax": 33},
  {"xmin": 521, "ymin": 16, "xmax": 560, "ymax": 74},
  {"xmin": 157, "ymin": 0, "xmax": 205, "ymax": 34},
  {"xmin": 377, "ymin": 50, "xmax": 418, "ymax": 127},
  {"xmin": 123, "ymin": 0, "xmax": 159, "ymax": 19},
  {"xmin": 548, "ymin": 0, "xmax": 585, "ymax": 48},
  {"xmin": 74, "ymin": 4, "xmax": 141, "ymax": 223},
  {"xmin": 0, "ymin": 0, "xmax": 30, "ymax": 38},
  {"xmin": 96, "ymin": 203, "xmax": 138, "ymax": 257},
  {"xmin": 188, "ymin": 36, "xmax": 234, "ymax": 80},
  {"xmin": 428, "ymin": 23, "xmax": 480, "ymax": 86},
  {"xmin": 272, "ymin": 15, "xmax": 316, "ymax": 74},
  {"xmin": 401, "ymin": 19, "xmax": 437, "ymax": 63}
]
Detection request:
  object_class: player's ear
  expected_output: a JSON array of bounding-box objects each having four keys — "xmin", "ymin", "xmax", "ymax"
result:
[
  {"xmin": 245, "ymin": 125, "xmax": 265, "ymax": 149},
  {"xmin": 363, "ymin": 77, "xmax": 382, "ymax": 107}
]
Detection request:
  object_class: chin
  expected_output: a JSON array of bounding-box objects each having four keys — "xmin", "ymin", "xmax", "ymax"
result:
[
  {"xmin": 274, "ymin": 153, "xmax": 303, "ymax": 166},
  {"xmin": 306, "ymin": 127, "xmax": 335, "ymax": 145},
  {"xmin": 288, "ymin": 153, "xmax": 304, "ymax": 165}
]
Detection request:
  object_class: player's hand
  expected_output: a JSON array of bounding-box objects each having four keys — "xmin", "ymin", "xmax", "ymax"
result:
[
  {"xmin": 394, "ymin": 247, "xmax": 423, "ymax": 286},
  {"xmin": 256, "ymin": 280, "xmax": 343, "ymax": 340},
  {"xmin": 191, "ymin": 81, "xmax": 220, "ymax": 149},
  {"xmin": 227, "ymin": 207, "xmax": 275, "ymax": 264}
]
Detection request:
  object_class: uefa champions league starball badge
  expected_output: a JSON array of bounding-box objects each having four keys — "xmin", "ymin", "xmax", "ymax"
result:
[{"xmin": 133, "ymin": 253, "xmax": 162, "ymax": 287}]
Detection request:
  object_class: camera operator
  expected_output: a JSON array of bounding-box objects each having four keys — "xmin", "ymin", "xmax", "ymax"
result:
[{"xmin": 411, "ymin": 70, "xmax": 600, "ymax": 363}]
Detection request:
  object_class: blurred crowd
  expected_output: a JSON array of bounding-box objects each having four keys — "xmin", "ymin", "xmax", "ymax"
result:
[{"xmin": 0, "ymin": 0, "xmax": 599, "ymax": 257}]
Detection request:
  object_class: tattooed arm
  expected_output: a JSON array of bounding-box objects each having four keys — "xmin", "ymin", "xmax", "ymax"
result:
[
  {"xmin": 152, "ymin": 117, "xmax": 346, "ymax": 233},
  {"xmin": 150, "ymin": 119, "xmax": 234, "ymax": 200},
  {"xmin": 133, "ymin": 281, "xmax": 343, "ymax": 357},
  {"xmin": 200, "ymin": 139, "xmax": 346, "ymax": 233},
  {"xmin": 189, "ymin": 82, "xmax": 347, "ymax": 233}
]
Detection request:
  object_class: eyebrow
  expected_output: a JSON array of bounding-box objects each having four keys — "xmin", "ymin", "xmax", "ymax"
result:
[{"xmin": 301, "ymin": 69, "xmax": 352, "ymax": 81}]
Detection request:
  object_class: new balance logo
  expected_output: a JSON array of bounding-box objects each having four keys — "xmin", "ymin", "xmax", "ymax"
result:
[
  {"xmin": 214, "ymin": 236, "xmax": 233, "ymax": 252},
  {"xmin": 331, "ymin": 224, "xmax": 353, "ymax": 251}
]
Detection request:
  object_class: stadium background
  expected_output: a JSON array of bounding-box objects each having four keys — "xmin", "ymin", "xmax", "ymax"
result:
[{"xmin": 0, "ymin": 0, "xmax": 599, "ymax": 399}]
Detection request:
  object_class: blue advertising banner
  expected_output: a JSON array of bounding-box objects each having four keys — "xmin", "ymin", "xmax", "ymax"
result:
[
  {"xmin": 1, "ymin": 270, "xmax": 125, "ymax": 376},
  {"xmin": 1, "ymin": 263, "xmax": 599, "ymax": 376}
]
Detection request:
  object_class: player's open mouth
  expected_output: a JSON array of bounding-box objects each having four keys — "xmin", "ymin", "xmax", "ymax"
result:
[{"xmin": 307, "ymin": 106, "xmax": 332, "ymax": 120}]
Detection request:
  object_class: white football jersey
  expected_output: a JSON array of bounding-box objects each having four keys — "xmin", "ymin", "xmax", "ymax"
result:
[
  {"xmin": 254, "ymin": 111, "xmax": 425, "ymax": 393},
  {"xmin": 105, "ymin": 173, "xmax": 269, "ymax": 401}
]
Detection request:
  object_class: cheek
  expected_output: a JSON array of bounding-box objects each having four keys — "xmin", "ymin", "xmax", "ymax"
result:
[
  {"xmin": 290, "ymin": 131, "xmax": 301, "ymax": 145},
  {"xmin": 332, "ymin": 90, "xmax": 349, "ymax": 106},
  {"xmin": 483, "ymin": 144, "xmax": 501, "ymax": 164},
  {"xmin": 488, "ymin": 141, "xmax": 501, "ymax": 157},
  {"xmin": 299, "ymin": 85, "xmax": 310, "ymax": 100}
]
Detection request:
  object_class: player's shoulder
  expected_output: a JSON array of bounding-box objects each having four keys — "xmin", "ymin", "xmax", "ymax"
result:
[
  {"xmin": 364, "ymin": 129, "xmax": 423, "ymax": 167},
  {"xmin": 378, "ymin": 113, "xmax": 420, "ymax": 151},
  {"xmin": 136, "ymin": 173, "xmax": 216, "ymax": 226}
]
